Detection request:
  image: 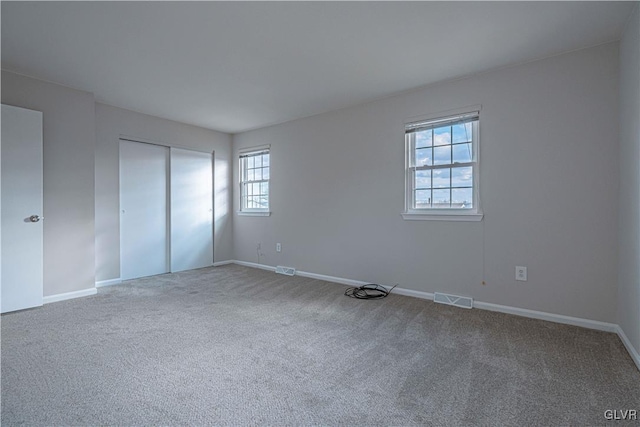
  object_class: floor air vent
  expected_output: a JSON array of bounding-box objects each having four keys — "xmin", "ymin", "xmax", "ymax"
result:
[
  {"xmin": 434, "ymin": 292, "xmax": 473, "ymax": 309},
  {"xmin": 275, "ymin": 266, "xmax": 296, "ymax": 276}
]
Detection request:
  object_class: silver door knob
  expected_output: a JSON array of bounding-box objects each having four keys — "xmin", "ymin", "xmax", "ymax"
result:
[{"xmin": 29, "ymin": 215, "xmax": 42, "ymax": 223}]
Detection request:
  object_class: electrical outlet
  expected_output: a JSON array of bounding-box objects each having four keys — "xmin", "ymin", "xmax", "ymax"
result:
[
  {"xmin": 516, "ymin": 266, "xmax": 527, "ymax": 282},
  {"xmin": 276, "ymin": 243, "xmax": 281, "ymax": 252}
]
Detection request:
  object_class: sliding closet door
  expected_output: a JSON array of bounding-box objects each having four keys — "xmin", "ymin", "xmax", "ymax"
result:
[
  {"xmin": 170, "ymin": 148, "xmax": 213, "ymax": 272},
  {"xmin": 120, "ymin": 140, "xmax": 169, "ymax": 280}
]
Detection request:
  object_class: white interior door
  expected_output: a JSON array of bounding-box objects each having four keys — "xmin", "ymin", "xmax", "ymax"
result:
[
  {"xmin": 120, "ymin": 140, "xmax": 169, "ymax": 280},
  {"xmin": 170, "ymin": 148, "xmax": 213, "ymax": 272},
  {"xmin": 1, "ymin": 104, "xmax": 44, "ymax": 313}
]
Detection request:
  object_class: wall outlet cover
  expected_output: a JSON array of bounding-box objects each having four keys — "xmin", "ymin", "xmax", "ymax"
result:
[{"xmin": 516, "ymin": 266, "xmax": 527, "ymax": 281}]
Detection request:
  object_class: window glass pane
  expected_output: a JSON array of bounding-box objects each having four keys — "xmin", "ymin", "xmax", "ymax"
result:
[
  {"xmin": 405, "ymin": 117, "xmax": 477, "ymax": 212},
  {"xmin": 416, "ymin": 147, "xmax": 432, "ymax": 167},
  {"xmin": 415, "ymin": 189, "xmax": 431, "ymax": 208},
  {"xmin": 452, "ymin": 122, "xmax": 472, "ymax": 143},
  {"xmin": 432, "ymin": 168, "xmax": 451, "ymax": 188},
  {"xmin": 415, "ymin": 130, "xmax": 432, "ymax": 148},
  {"xmin": 433, "ymin": 126, "xmax": 451, "ymax": 146},
  {"xmin": 433, "ymin": 145, "xmax": 451, "ymax": 165},
  {"xmin": 242, "ymin": 157, "xmax": 249, "ymax": 181},
  {"xmin": 240, "ymin": 150, "xmax": 270, "ymax": 211},
  {"xmin": 452, "ymin": 188, "xmax": 473, "ymax": 209},
  {"xmin": 451, "ymin": 166, "xmax": 473, "ymax": 188},
  {"xmin": 415, "ymin": 170, "xmax": 431, "ymax": 189},
  {"xmin": 453, "ymin": 143, "xmax": 472, "ymax": 164},
  {"xmin": 432, "ymin": 189, "xmax": 450, "ymax": 208}
]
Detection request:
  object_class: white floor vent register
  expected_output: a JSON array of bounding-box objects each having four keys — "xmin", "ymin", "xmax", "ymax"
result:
[
  {"xmin": 275, "ymin": 266, "xmax": 296, "ymax": 276},
  {"xmin": 434, "ymin": 292, "xmax": 473, "ymax": 309}
]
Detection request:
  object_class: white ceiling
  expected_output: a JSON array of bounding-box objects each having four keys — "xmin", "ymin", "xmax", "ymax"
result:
[{"xmin": 1, "ymin": 2, "xmax": 634, "ymax": 134}]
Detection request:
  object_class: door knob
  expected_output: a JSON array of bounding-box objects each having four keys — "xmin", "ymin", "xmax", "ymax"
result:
[{"xmin": 29, "ymin": 215, "xmax": 42, "ymax": 223}]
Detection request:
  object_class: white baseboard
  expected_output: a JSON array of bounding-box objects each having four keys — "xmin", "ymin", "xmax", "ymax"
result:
[
  {"xmin": 392, "ymin": 287, "xmax": 435, "ymax": 300},
  {"xmin": 95, "ymin": 278, "xmax": 122, "ymax": 288},
  {"xmin": 212, "ymin": 260, "xmax": 234, "ymax": 267},
  {"xmin": 233, "ymin": 260, "xmax": 276, "ymax": 272},
  {"xmin": 300, "ymin": 273, "xmax": 436, "ymax": 301},
  {"xmin": 295, "ymin": 269, "xmax": 368, "ymax": 287},
  {"xmin": 616, "ymin": 325, "xmax": 640, "ymax": 371},
  {"xmin": 43, "ymin": 288, "xmax": 97, "ymax": 304},
  {"xmin": 256, "ymin": 264, "xmax": 436, "ymax": 300},
  {"xmin": 473, "ymin": 300, "xmax": 618, "ymax": 333}
]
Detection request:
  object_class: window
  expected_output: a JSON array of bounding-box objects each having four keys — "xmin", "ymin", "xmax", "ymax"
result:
[
  {"xmin": 239, "ymin": 146, "xmax": 270, "ymax": 216},
  {"xmin": 403, "ymin": 110, "xmax": 482, "ymax": 221}
]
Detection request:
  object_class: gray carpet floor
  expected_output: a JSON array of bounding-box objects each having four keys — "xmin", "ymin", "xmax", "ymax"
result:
[{"xmin": 2, "ymin": 264, "xmax": 639, "ymax": 426}]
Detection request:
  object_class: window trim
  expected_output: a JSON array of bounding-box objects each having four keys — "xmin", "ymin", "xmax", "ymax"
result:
[
  {"xmin": 238, "ymin": 144, "xmax": 271, "ymax": 216},
  {"xmin": 402, "ymin": 106, "xmax": 483, "ymax": 222}
]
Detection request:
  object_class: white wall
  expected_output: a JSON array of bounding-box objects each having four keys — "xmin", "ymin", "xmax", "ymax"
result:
[
  {"xmin": 2, "ymin": 70, "xmax": 96, "ymax": 296},
  {"xmin": 233, "ymin": 43, "xmax": 620, "ymax": 323},
  {"xmin": 95, "ymin": 103, "xmax": 233, "ymax": 282},
  {"xmin": 618, "ymin": 5, "xmax": 640, "ymax": 355}
]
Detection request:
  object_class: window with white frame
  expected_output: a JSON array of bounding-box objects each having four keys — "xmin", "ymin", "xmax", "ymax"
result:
[
  {"xmin": 239, "ymin": 146, "xmax": 270, "ymax": 215},
  {"xmin": 403, "ymin": 111, "xmax": 481, "ymax": 220}
]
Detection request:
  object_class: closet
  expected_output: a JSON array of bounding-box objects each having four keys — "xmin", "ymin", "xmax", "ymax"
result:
[{"xmin": 119, "ymin": 140, "xmax": 213, "ymax": 280}]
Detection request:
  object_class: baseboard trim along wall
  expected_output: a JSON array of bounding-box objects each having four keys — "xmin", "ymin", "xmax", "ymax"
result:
[
  {"xmin": 230, "ymin": 260, "xmax": 639, "ymax": 371},
  {"xmin": 95, "ymin": 278, "xmax": 122, "ymax": 288},
  {"xmin": 295, "ymin": 270, "xmax": 369, "ymax": 288},
  {"xmin": 212, "ymin": 260, "xmax": 234, "ymax": 267},
  {"xmin": 616, "ymin": 325, "xmax": 640, "ymax": 371},
  {"xmin": 233, "ymin": 260, "xmax": 276, "ymax": 272},
  {"xmin": 296, "ymin": 269, "xmax": 438, "ymax": 300},
  {"xmin": 473, "ymin": 301, "xmax": 617, "ymax": 333},
  {"xmin": 43, "ymin": 288, "xmax": 97, "ymax": 304}
]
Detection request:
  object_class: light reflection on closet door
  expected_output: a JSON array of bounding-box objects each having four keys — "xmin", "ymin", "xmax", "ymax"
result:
[{"xmin": 170, "ymin": 148, "xmax": 213, "ymax": 273}]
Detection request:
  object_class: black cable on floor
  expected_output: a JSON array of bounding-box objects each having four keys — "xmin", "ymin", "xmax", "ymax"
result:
[{"xmin": 344, "ymin": 283, "xmax": 397, "ymax": 299}]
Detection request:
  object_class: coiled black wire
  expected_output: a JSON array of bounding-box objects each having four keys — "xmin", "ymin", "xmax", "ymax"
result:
[{"xmin": 344, "ymin": 284, "xmax": 397, "ymax": 299}]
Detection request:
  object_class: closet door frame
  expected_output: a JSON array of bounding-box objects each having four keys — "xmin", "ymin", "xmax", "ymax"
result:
[{"xmin": 119, "ymin": 136, "xmax": 215, "ymax": 280}]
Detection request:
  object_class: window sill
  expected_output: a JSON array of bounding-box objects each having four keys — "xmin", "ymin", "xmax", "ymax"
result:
[
  {"xmin": 401, "ymin": 211, "xmax": 483, "ymax": 222},
  {"xmin": 237, "ymin": 211, "xmax": 271, "ymax": 217}
]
